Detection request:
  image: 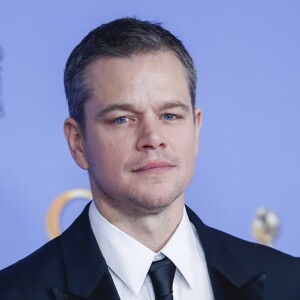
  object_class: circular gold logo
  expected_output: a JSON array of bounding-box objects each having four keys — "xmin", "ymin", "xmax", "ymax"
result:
[{"xmin": 46, "ymin": 189, "xmax": 92, "ymax": 239}]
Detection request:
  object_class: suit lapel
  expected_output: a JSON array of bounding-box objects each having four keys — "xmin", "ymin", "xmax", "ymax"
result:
[
  {"xmin": 52, "ymin": 271, "xmax": 120, "ymax": 300},
  {"xmin": 186, "ymin": 206, "xmax": 266, "ymax": 300},
  {"xmin": 53, "ymin": 203, "xmax": 120, "ymax": 300},
  {"xmin": 208, "ymin": 266, "xmax": 266, "ymax": 300}
]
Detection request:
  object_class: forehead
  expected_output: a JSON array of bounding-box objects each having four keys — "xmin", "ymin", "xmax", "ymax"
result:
[{"xmin": 85, "ymin": 52, "xmax": 190, "ymax": 107}]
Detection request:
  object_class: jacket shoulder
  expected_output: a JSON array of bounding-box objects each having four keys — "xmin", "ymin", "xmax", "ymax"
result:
[
  {"xmin": 186, "ymin": 205, "xmax": 300, "ymax": 276},
  {"xmin": 213, "ymin": 225, "xmax": 299, "ymax": 259}
]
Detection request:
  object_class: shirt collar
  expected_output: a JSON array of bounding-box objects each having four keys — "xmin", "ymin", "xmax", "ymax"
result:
[
  {"xmin": 89, "ymin": 201, "xmax": 205, "ymax": 295},
  {"xmin": 160, "ymin": 206, "xmax": 206, "ymax": 290},
  {"xmin": 89, "ymin": 201, "xmax": 155, "ymax": 295}
]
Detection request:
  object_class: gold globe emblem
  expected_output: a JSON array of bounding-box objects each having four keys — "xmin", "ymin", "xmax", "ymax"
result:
[
  {"xmin": 252, "ymin": 207, "xmax": 280, "ymax": 246},
  {"xmin": 46, "ymin": 189, "xmax": 92, "ymax": 239}
]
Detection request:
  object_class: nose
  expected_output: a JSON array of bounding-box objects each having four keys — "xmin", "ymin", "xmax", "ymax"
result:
[{"xmin": 135, "ymin": 118, "xmax": 167, "ymax": 151}]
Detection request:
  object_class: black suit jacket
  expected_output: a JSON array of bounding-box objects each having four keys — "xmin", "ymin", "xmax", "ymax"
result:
[{"xmin": 0, "ymin": 204, "xmax": 300, "ymax": 300}]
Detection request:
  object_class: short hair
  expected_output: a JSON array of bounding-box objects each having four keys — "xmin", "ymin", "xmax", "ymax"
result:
[{"xmin": 64, "ymin": 17, "xmax": 197, "ymax": 132}]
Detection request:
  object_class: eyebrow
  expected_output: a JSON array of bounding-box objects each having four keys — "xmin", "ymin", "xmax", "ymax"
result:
[
  {"xmin": 96, "ymin": 100, "xmax": 191, "ymax": 119},
  {"xmin": 160, "ymin": 101, "xmax": 190, "ymax": 112},
  {"xmin": 96, "ymin": 103, "xmax": 136, "ymax": 119}
]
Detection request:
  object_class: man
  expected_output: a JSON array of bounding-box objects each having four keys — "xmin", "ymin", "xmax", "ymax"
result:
[{"xmin": 0, "ymin": 17, "xmax": 299, "ymax": 300}]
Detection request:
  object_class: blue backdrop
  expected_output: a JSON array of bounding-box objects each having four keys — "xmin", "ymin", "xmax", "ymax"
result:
[{"xmin": 1, "ymin": 0, "xmax": 299, "ymax": 269}]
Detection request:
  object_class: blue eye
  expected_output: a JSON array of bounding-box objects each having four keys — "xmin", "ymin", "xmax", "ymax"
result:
[
  {"xmin": 113, "ymin": 116, "xmax": 129, "ymax": 124},
  {"xmin": 163, "ymin": 114, "xmax": 176, "ymax": 120}
]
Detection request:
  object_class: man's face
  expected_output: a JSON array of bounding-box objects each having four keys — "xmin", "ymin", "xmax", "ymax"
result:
[{"xmin": 66, "ymin": 51, "xmax": 201, "ymax": 215}]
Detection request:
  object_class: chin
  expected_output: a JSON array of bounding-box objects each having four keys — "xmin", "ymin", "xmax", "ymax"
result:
[{"xmin": 127, "ymin": 190, "xmax": 183, "ymax": 215}]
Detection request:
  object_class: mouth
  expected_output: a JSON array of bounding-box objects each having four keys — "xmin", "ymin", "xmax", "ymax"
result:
[{"xmin": 132, "ymin": 161, "xmax": 175, "ymax": 174}]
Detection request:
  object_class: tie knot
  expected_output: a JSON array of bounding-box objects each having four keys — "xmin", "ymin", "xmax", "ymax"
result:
[{"xmin": 148, "ymin": 257, "xmax": 176, "ymax": 300}]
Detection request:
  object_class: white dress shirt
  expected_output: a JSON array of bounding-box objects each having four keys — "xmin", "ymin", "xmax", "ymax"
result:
[{"xmin": 89, "ymin": 201, "xmax": 215, "ymax": 300}]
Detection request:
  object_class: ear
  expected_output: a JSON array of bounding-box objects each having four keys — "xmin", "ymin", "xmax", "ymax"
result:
[
  {"xmin": 64, "ymin": 118, "xmax": 89, "ymax": 170},
  {"xmin": 194, "ymin": 108, "xmax": 202, "ymax": 156}
]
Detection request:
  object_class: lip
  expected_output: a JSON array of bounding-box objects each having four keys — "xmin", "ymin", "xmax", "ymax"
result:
[{"xmin": 132, "ymin": 161, "xmax": 175, "ymax": 173}]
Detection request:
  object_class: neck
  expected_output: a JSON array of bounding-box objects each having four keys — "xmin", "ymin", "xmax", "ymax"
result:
[{"xmin": 94, "ymin": 196, "xmax": 184, "ymax": 252}]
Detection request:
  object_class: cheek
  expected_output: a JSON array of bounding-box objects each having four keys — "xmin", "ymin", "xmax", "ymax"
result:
[
  {"xmin": 180, "ymin": 133, "xmax": 197, "ymax": 169},
  {"xmin": 90, "ymin": 138, "xmax": 128, "ymax": 175},
  {"xmin": 181, "ymin": 127, "xmax": 196, "ymax": 150}
]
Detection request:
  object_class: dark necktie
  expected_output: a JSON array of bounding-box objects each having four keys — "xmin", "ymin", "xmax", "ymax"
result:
[{"xmin": 148, "ymin": 257, "xmax": 176, "ymax": 300}]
